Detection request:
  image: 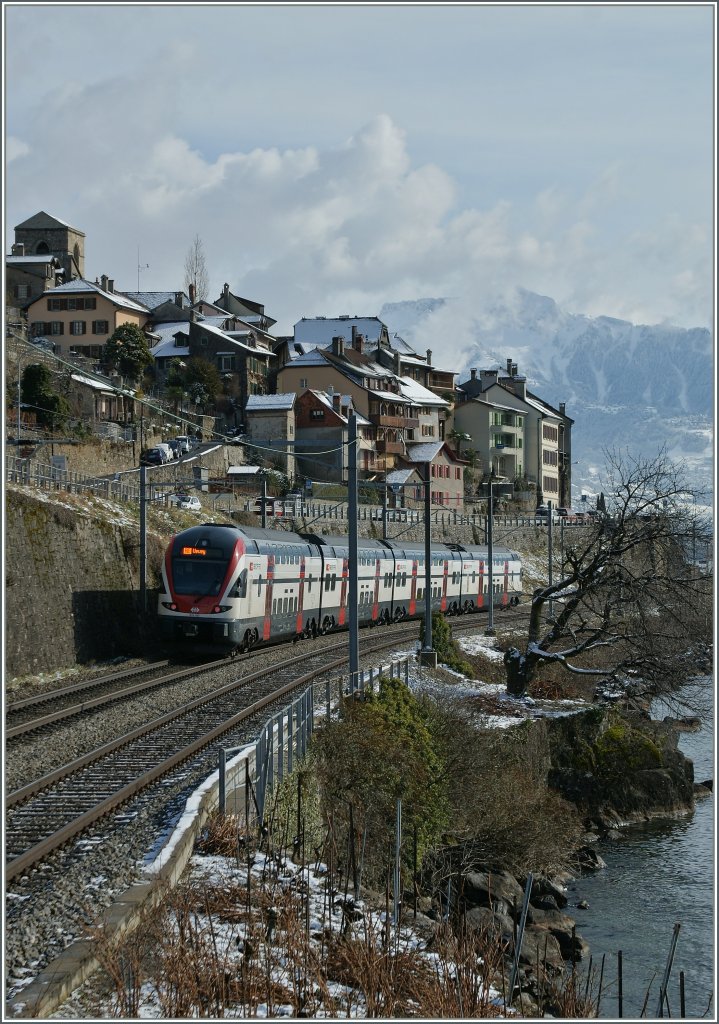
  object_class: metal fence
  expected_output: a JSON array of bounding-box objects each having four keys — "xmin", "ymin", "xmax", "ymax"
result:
[
  {"xmin": 6, "ymin": 454, "xmax": 141, "ymax": 503},
  {"xmin": 218, "ymin": 656, "xmax": 412, "ymax": 823}
]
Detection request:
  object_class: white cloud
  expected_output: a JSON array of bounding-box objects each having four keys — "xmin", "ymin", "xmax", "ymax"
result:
[
  {"xmin": 4, "ymin": 51, "xmax": 711, "ymax": 335},
  {"xmin": 6, "ymin": 136, "xmax": 29, "ymax": 163}
]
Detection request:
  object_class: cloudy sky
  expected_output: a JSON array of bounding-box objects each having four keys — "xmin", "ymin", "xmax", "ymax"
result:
[{"xmin": 4, "ymin": 3, "xmax": 714, "ymax": 336}]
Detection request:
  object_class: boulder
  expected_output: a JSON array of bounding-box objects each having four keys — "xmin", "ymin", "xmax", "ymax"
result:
[
  {"xmin": 464, "ymin": 905, "xmax": 513, "ymax": 945},
  {"xmin": 463, "ymin": 869, "xmax": 524, "ymax": 914},
  {"xmin": 529, "ymin": 910, "xmax": 590, "ymax": 962},
  {"xmin": 516, "ymin": 925, "xmax": 566, "ymax": 972},
  {"xmin": 531, "ymin": 875, "xmax": 569, "ymax": 908},
  {"xmin": 570, "ymin": 845, "xmax": 607, "ymax": 873}
]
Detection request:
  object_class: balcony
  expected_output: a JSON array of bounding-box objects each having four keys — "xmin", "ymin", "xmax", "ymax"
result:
[
  {"xmin": 376, "ymin": 439, "xmax": 405, "ymax": 455},
  {"xmin": 372, "ymin": 414, "xmax": 419, "ymax": 429}
]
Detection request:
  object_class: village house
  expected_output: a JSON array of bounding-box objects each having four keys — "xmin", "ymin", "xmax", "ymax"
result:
[
  {"xmin": 294, "ymin": 388, "xmax": 375, "ymax": 482},
  {"xmin": 25, "ymin": 276, "xmax": 151, "ymax": 362},
  {"xmin": 456, "ymin": 360, "xmax": 573, "ymax": 507},
  {"xmin": 277, "ymin": 333, "xmax": 450, "ymax": 477},
  {"xmin": 244, "ymin": 393, "xmax": 297, "ymax": 478}
]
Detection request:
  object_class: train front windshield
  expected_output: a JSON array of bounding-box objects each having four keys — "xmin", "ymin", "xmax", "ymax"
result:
[{"xmin": 171, "ymin": 536, "xmax": 234, "ymax": 596}]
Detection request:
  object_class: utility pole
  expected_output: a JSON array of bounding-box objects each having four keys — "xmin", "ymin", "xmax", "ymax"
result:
[
  {"xmin": 383, "ymin": 477, "xmax": 388, "ymax": 541},
  {"xmin": 420, "ymin": 462, "xmax": 437, "ymax": 667},
  {"xmin": 486, "ymin": 479, "xmax": 495, "ymax": 636},
  {"xmin": 139, "ymin": 466, "xmax": 147, "ymax": 611},
  {"xmin": 553, "ymin": 499, "xmax": 557, "ymax": 618},
  {"xmin": 348, "ymin": 414, "xmax": 359, "ymax": 689},
  {"xmin": 261, "ymin": 473, "xmax": 267, "ymax": 529}
]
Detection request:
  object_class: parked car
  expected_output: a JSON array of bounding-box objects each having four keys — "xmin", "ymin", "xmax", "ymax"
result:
[
  {"xmin": 167, "ymin": 439, "xmax": 183, "ymax": 458},
  {"xmin": 174, "ymin": 436, "xmax": 192, "ymax": 454},
  {"xmin": 155, "ymin": 443, "xmax": 175, "ymax": 463},
  {"xmin": 140, "ymin": 447, "xmax": 164, "ymax": 466},
  {"xmin": 169, "ymin": 493, "xmax": 202, "ymax": 512},
  {"xmin": 557, "ymin": 507, "xmax": 572, "ymax": 518},
  {"xmin": 534, "ymin": 505, "xmax": 560, "ymax": 521}
]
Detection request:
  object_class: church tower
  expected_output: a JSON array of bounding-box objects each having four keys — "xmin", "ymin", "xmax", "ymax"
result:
[{"xmin": 13, "ymin": 211, "xmax": 85, "ymax": 280}]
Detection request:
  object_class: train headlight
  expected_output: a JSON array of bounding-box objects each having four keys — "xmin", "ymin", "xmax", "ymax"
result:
[
  {"xmin": 161, "ymin": 602, "xmax": 178, "ymax": 611},
  {"xmin": 213, "ymin": 605, "xmax": 231, "ymax": 613}
]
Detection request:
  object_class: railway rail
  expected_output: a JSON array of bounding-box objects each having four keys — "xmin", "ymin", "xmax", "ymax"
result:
[{"xmin": 4, "ymin": 624, "xmax": 423, "ymax": 883}]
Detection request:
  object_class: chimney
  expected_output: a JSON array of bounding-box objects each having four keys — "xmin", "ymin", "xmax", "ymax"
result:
[
  {"xmin": 327, "ymin": 385, "xmax": 334, "ymax": 397},
  {"xmin": 506, "ymin": 358, "xmax": 513, "ymax": 376},
  {"xmin": 470, "ymin": 367, "xmax": 477, "ymax": 380},
  {"xmin": 333, "ymin": 393, "xmax": 341, "ymax": 412},
  {"xmin": 107, "ymin": 279, "xmax": 114, "ymax": 293},
  {"xmin": 512, "ymin": 362, "xmax": 518, "ymax": 376},
  {"xmin": 101, "ymin": 274, "xmax": 109, "ymax": 291},
  {"xmin": 394, "ymin": 350, "xmax": 401, "ymax": 373},
  {"xmin": 189, "ymin": 283, "xmax": 196, "ymax": 305},
  {"xmin": 559, "ymin": 402, "xmax": 566, "ymax": 417},
  {"xmin": 426, "ymin": 349, "xmax": 433, "ymax": 365},
  {"xmin": 355, "ymin": 332, "xmax": 364, "ymax": 354},
  {"xmin": 11, "ymin": 242, "xmax": 24, "ymax": 256},
  {"xmin": 513, "ymin": 378, "xmax": 527, "ymax": 400},
  {"xmin": 480, "ymin": 369, "xmax": 499, "ymax": 391},
  {"xmin": 331, "ymin": 335, "xmax": 345, "ymax": 357}
]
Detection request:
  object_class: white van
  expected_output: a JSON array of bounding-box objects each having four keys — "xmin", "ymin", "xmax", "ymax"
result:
[{"xmin": 155, "ymin": 443, "xmax": 175, "ymax": 463}]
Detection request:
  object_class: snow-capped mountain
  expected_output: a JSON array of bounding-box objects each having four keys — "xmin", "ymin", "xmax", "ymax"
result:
[{"xmin": 380, "ymin": 289, "xmax": 714, "ymax": 500}]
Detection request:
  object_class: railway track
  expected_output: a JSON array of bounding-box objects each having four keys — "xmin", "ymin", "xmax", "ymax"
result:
[{"xmin": 4, "ymin": 624, "xmax": 423, "ymax": 884}]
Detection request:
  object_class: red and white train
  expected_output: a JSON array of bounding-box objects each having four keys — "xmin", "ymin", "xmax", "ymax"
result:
[{"xmin": 158, "ymin": 524, "xmax": 523, "ymax": 653}]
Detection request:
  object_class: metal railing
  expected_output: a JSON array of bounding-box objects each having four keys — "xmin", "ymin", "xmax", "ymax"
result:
[
  {"xmin": 6, "ymin": 454, "xmax": 141, "ymax": 503},
  {"xmin": 218, "ymin": 656, "xmax": 412, "ymax": 823}
]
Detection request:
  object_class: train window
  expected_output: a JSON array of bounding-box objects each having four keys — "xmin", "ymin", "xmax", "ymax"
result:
[
  {"xmin": 416, "ymin": 587, "xmax": 423, "ymax": 600},
  {"xmin": 332, "ymin": 574, "xmax": 337, "ymax": 591},
  {"xmin": 324, "ymin": 576, "xmax": 330, "ymax": 591},
  {"xmin": 233, "ymin": 569, "xmax": 248, "ymax": 599},
  {"xmin": 307, "ymin": 575, "xmax": 312, "ymax": 592}
]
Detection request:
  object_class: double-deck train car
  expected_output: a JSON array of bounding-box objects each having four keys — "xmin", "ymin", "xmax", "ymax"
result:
[{"xmin": 158, "ymin": 524, "xmax": 522, "ymax": 653}]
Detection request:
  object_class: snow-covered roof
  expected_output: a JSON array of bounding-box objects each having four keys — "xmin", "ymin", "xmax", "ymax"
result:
[
  {"xmin": 404, "ymin": 442, "xmax": 445, "ymax": 463},
  {"xmin": 196, "ymin": 320, "xmax": 275, "ymax": 357},
  {"xmin": 386, "ymin": 468, "xmax": 418, "ymax": 485},
  {"xmin": 120, "ymin": 290, "xmax": 188, "ymax": 310},
  {"xmin": 398, "ymin": 376, "xmax": 450, "ymax": 406},
  {"xmin": 368, "ymin": 389, "xmax": 412, "ymax": 404},
  {"xmin": 40, "ymin": 279, "xmax": 150, "ymax": 314},
  {"xmin": 228, "ymin": 465, "xmax": 261, "ymax": 475},
  {"xmin": 6, "ymin": 254, "xmax": 62, "ymax": 265},
  {"xmin": 306, "ymin": 390, "xmax": 371, "ymax": 427},
  {"xmin": 390, "ymin": 333, "xmax": 417, "ymax": 355},
  {"xmin": 246, "ymin": 393, "xmax": 296, "ymax": 411},
  {"xmin": 71, "ymin": 372, "xmax": 135, "ymax": 397},
  {"xmin": 149, "ymin": 323, "xmax": 190, "ymax": 359},
  {"xmin": 294, "ymin": 316, "xmax": 388, "ymax": 348}
]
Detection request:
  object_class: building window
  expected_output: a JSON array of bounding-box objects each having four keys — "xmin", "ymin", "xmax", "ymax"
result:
[
  {"xmin": 51, "ymin": 321, "xmax": 64, "ymax": 335},
  {"xmin": 70, "ymin": 321, "xmax": 87, "ymax": 335},
  {"xmin": 543, "ymin": 475, "xmax": 559, "ymax": 493},
  {"xmin": 543, "ymin": 423, "xmax": 558, "ymax": 442},
  {"xmin": 92, "ymin": 320, "xmax": 109, "ymax": 335},
  {"xmin": 15, "ymin": 284, "xmax": 30, "ymax": 299},
  {"xmin": 300, "ymin": 378, "xmax": 308, "ymax": 388},
  {"xmin": 422, "ymin": 424, "xmax": 435, "ymax": 437},
  {"xmin": 48, "ymin": 298, "xmax": 68, "ymax": 311},
  {"xmin": 543, "ymin": 450, "xmax": 558, "ymax": 466},
  {"xmin": 310, "ymin": 409, "xmax": 324, "ymax": 419},
  {"xmin": 219, "ymin": 355, "xmax": 235, "ymax": 371}
]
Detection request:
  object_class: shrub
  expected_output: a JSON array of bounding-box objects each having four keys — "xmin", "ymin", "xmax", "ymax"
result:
[
  {"xmin": 420, "ymin": 613, "xmax": 476, "ymax": 677},
  {"xmin": 310, "ymin": 677, "xmax": 449, "ymax": 885}
]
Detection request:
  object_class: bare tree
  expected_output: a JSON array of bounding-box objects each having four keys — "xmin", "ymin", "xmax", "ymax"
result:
[
  {"xmin": 183, "ymin": 234, "xmax": 209, "ymax": 303},
  {"xmin": 504, "ymin": 448, "xmax": 713, "ymax": 710}
]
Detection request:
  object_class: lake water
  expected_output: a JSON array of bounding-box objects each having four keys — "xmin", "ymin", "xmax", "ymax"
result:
[{"xmin": 568, "ymin": 679, "xmax": 715, "ymax": 1019}]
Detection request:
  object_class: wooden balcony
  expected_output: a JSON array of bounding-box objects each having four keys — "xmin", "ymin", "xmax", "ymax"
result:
[
  {"xmin": 372, "ymin": 414, "xmax": 420, "ymax": 429},
  {"xmin": 376, "ymin": 439, "xmax": 405, "ymax": 455}
]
